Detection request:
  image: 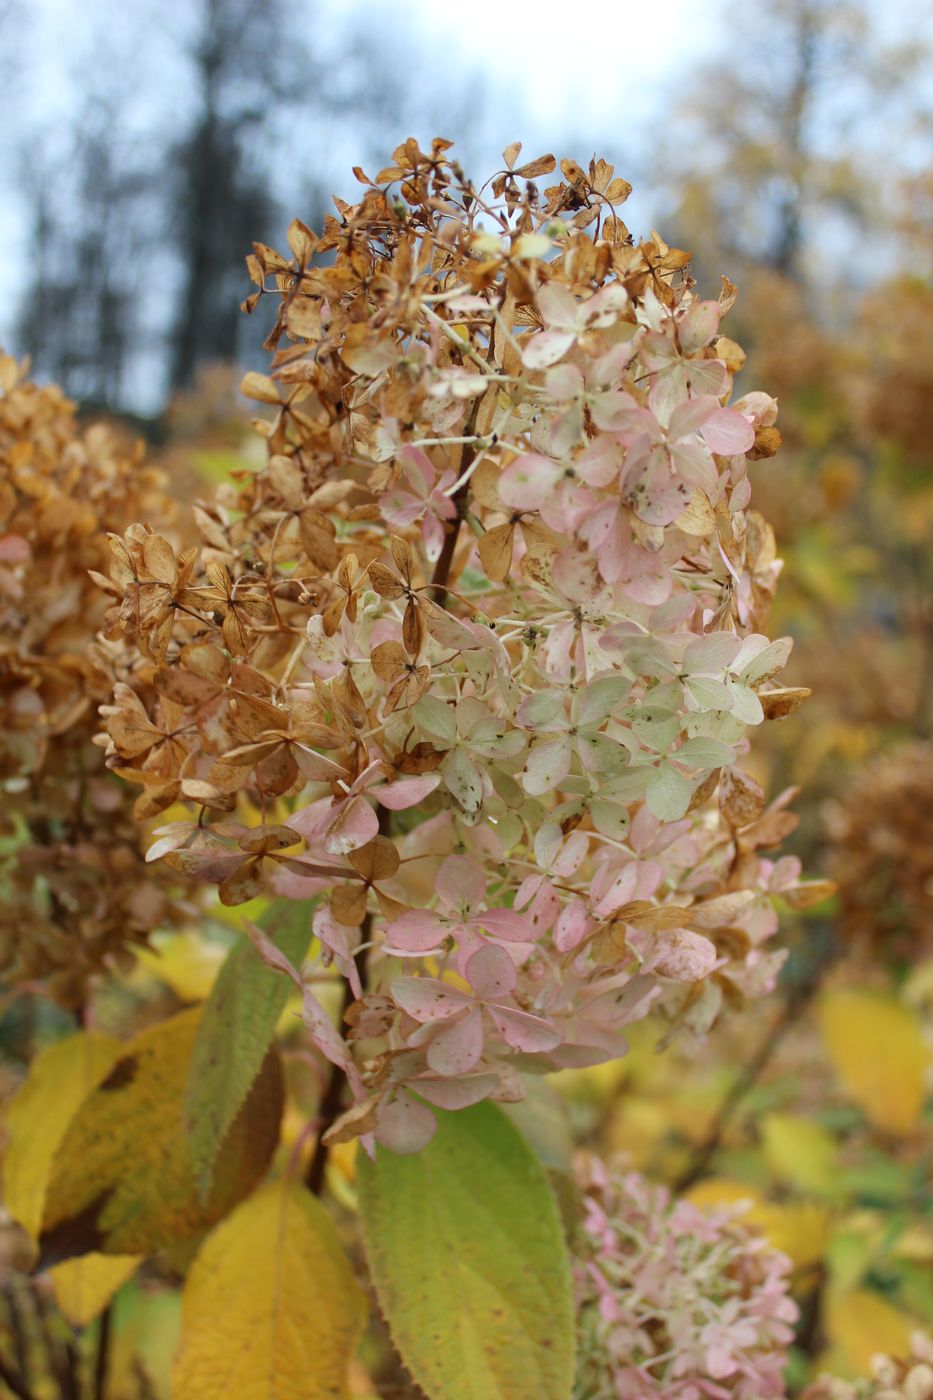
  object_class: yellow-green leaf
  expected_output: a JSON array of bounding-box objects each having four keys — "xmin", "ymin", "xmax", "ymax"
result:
[
  {"xmin": 39, "ymin": 1008, "xmax": 282, "ymax": 1264},
  {"xmin": 3, "ymin": 1030, "xmax": 122, "ymax": 1241},
  {"xmin": 819, "ymin": 987, "xmax": 928, "ymax": 1134},
  {"xmin": 760, "ymin": 1113, "xmax": 838, "ymax": 1195},
  {"xmin": 185, "ymin": 900, "xmax": 312, "ymax": 1195},
  {"xmin": 824, "ymin": 1286, "xmax": 916, "ymax": 1377},
  {"xmin": 358, "ymin": 1101, "xmax": 575, "ymax": 1400},
  {"xmin": 172, "ymin": 1178, "xmax": 365, "ymax": 1399},
  {"xmin": 49, "ymin": 1255, "xmax": 139, "ymax": 1327}
]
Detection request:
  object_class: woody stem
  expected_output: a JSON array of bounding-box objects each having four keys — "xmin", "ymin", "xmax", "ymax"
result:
[{"xmin": 305, "ymin": 926, "xmax": 370, "ymax": 1195}]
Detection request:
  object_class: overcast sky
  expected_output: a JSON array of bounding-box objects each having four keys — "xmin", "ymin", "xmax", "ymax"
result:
[{"xmin": 1, "ymin": 0, "xmax": 928, "ymax": 408}]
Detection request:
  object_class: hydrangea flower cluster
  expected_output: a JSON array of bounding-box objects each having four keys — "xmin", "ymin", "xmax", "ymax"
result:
[
  {"xmin": 801, "ymin": 1335, "xmax": 933, "ymax": 1400},
  {"xmin": 572, "ymin": 1159, "xmax": 798, "ymax": 1399},
  {"xmin": 97, "ymin": 140, "xmax": 822, "ymax": 1151},
  {"xmin": 0, "ymin": 356, "xmax": 193, "ymax": 1004}
]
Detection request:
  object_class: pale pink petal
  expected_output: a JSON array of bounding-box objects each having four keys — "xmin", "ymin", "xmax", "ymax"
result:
[
  {"xmin": 575, "ymin": 435, "xmax": 623, "ymax": 487},
  {"xmin": 425, "ymin": 1007, "xmax": 484, "ymax": 1076},
  {"xmin": 592, "ymin": 863, "xmax": 639, "ymax": 918},
  {"xmin": 414, "ymin": 1074, "xmax": 498, "ymax": 1109},
  {"xmin": 521, "ymin": 329, "xmax": 576, "ymax": 370},
  {"xmin": 300, "ymin": 985, "xmax": 354, "ymax": 1071},
  {"xmin": 686, "ymin": 358, "xmax": 729, "ymax": 397},
  {"xmin": 667, "ymin": 393, "xmax": 718, "ymax": 441},
  {"xmin": 464, "ymin": 943, "xmax": 516, "ymax": 1000},
  {"xmin": 421, "ymin": 511, "xmax": 445, "ymax": 562},
  {"xmin": 678, "ymin": 299, "xmax": 721, "ymax": 353},
  {"xmin": 701, "ymin": 407, "xmax": 755, "ymax": 455},
  {"xmin": 536, "ymin": 281, "xmax": 582, "ymax": 332},
  {"xmin": 583, "ymin": 283, "xmax": 628, "ymax": 327},
  {"xmin": 552, "ymin": 829, "xmax": 590, "ymax": 876},
  {"xmin": 487, "ymin": 1005, "xmax": 562, "ymax": 1055},
  {"xmin": 544, "ymin": 363, "xmax": 584, "ymax": 400},
  {"xmin": 392, "ymin": 975, "xmax": 472, "ymax": 1022},
  {"xmin": 555, "ymin": 899, "xmax": 590, "ymax": 953},
  {"xmin": 384, "ymin": 910, "xmax": 449, "ymax": 953},
  {"xmin": 377, "ymin": 772, "xmax": 442, "ymax": 809},
  {"xmin": 499, "ymin": 452, "xmax": 565, "ymax": 511},
  {"xmin": 324, "ymin": 794, "xmax": 379, "ymax": 855},
  {"xmin": 436, "ymin": 853, "xmax": 486, "ymax": 913},
  {"xmin": 375, "ymin": 1091, "xmax": 436, "ymax": 1154},
  {"xmin": 473, "ymin": 908, "xmax": 534, "ymax": 942},
  {"xmin": 648, "ymin": 928, "xmax": 718, "ymax": 981},
  {"xmin": 313, "ymin": 905, "xmax": 361, "ymax": 997}
]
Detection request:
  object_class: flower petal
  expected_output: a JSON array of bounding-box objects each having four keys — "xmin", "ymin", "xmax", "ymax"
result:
[{"xmin": 425, "ymin": 1007, "xmax": 484, "ymax": 1076}]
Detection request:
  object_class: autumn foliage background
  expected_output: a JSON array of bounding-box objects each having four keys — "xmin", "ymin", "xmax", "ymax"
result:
[{"xmin": 0, "ymin": 1, "xmax": 931, "ymax": 1397}]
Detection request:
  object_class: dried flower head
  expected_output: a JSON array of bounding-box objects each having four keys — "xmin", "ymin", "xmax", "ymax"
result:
[
  {"xmin": 801, "ymin": 1334, "xmax": 933, "ymax": 1400},
  {"xmin": 825, "ymin": 742, "xmax": 933, "ymax": 960},
  {"xmin": 572, "ymin": 1159, "xmax": 798, "ymax": 1399},
  {"xmin": 0, "ymin": 356, "xmax": 194, "ymax": 1004},
  {"xmin": 97, "ymin": 140, "xmax": 818, "ymax": 1146}
]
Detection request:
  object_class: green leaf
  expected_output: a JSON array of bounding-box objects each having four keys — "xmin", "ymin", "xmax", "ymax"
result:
[
  {"xmin": 184, "ymin": 901, "xmax": 312, "ymax": 1194},
  {"xmin": 358, "ymin": 1100, "xmax": 574, "ymax": 1400}
]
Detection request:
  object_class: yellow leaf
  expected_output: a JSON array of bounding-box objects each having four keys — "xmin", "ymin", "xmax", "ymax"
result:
[
  {"xmin": 819, "ymin": 988, "xmax": 928, "ymax": 1134},
  {"xmin": 39, "ymin": 1008, "xmax": 282, "ymax": 1263},
  {"xmin": 761, "ymin": 1113, "xmax": 838, "ymax": 1195},
  {"xmin": 3, "ymin": 1030, "xmax": 123, "ymax": 1241},
  {"xmin": 685, "ymin": 1178, "xmax": 831, "ymax": 1269},
  {"xmin": 825, "ymin": 1287, "xmax": 916, "ymax": 1377},
  {"xmin": 134, "ymin": 931, "xmax": 226, "ymax": 1002},
  {"xmin": 49, "ymin": 1255, "xmax": 139, "ymax": 1327},
  {"xmin": 172, "ymin": 1178, "xmax": 366, "ymax": 1400}
]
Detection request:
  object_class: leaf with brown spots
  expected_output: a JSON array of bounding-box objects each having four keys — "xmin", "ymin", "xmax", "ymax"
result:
[{"xmin": 38, "ymin": 1008, "xmax": 282, "ymax": 1264}]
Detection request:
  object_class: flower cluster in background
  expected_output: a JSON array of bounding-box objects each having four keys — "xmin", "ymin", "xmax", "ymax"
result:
[
  {"xmin": 0, "ymin": 358, "xmax": 195, "ymax": 1005},
  {"xmin": 572, "ymin": 1157, "xmax": 798, "ymax": 1398},
  {"xmin": 801, "ymin": 1335, "xmax": 933, "ymax": 1400}
]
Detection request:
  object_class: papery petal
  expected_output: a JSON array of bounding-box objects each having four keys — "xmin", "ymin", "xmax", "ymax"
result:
[
  {"xmin": 384, "ymin": 911, "xmax": 450, "ymax": 953},
  {"xmin": 516, "ymin": 689, "xmax": 569, "ymax": 731},
  {"xmin": 278, "ymin": 795, "xmax": 332, "ymax": 839},
  {"xmin": 375, "ymin": 1091, "xmax": 436, "ymax": 1153},
  {"xmin": 378, "ymin": 773, "xmax": 442, "ymax": 809},
  {"xmin": 425, "ymin": 1006, "xmax": 484, "ymax": 1076},
  {"xmin": 314, "ymin": 905, "xmax": 361, "ymax": 997},
  {"xmin": 499, "ymin": 452, "xmax": 565, "ymax": 511},
  {"xmin": 668, "ymin": 393, "xmax": 719, "ymax": 441},
  {"xmin": 414, "ymin": 1074, "xmax": 499, "ymax": 1109},
  {"xmin": 678, "ymin": 299, "xmax": 721, "ymax": 353},
  {"xmin": 436, "ymin": 853, "xmax": 486, "ymax": 913},
  {"xmin": 555, "ymin": 899, "xmax": 590, "ymax": 952},
  {"xmin": 324, "ymin": 794, "xmax": 379, "ymax": 855},
  {"xmin": 592, "ymin": 862, "xmax": 639, "ymax": 917},
  {"xmin": 464, "ymin": 942, "xmax": 517, "ymax": 1000},
  {"xmin": 473, "ymin": 908, "xmax": 534, "ymax": 942},
  {"xmin": 486, "ymin": 1005, "xmax": 562, "ymax": 1055},
  {"xmin": 648, "ymin": 928, "xmax": 718, "ymax": 981},
  {"xmin": 392, "ymin": 975, "xmax": 472, "ymax": 1021},
  {"xmin": 523, "ymin": 736, "xmax": 573, "ymax": 795},
  {"xmin": 521, "ymin": 329, "xmax": 576, "ymax": 369},
  {"xmin": 701, "ymin": 407, "xmax": 755, "ymax": 456},
  {"xmin": 536, "ymin": 281, "xmax": 583, "ymax": 332}
]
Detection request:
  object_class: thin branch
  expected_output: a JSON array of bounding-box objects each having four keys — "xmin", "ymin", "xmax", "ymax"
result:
[
  {"xmin": 0, "ymin": 1352, "xmax": 37, "ymax": 1400},
  {"xmin": 304, "ymin": 932, "xmax": 369, "ymax": 1196},
  {"xmin": 92, "ymin": 1304, "xmax": 113, "ymax": 1400},
  {"xmin": 674, "ymin": 936, "xmax": 838, "ymax": 1193}
]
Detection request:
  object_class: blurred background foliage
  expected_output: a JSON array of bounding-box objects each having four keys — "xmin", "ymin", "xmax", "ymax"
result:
[{"xmin": 0, "ymin": 0, "xmax": 930, "ymax": 1394}]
